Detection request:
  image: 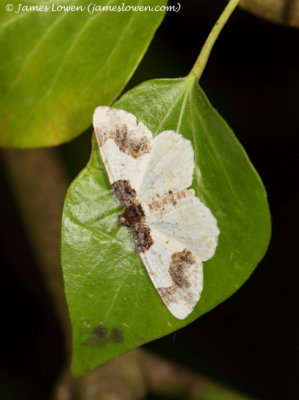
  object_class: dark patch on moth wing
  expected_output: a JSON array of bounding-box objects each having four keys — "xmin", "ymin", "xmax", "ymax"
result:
[
  {"xmin": 133, "ymin": 223, "xmax": 154, "ymax": 252},
  {"xmin": 169, "ymin": 249, "xmax": 195, "ymax": 288},
  {"xmin": 86, "ymin": 324, "xmax": 124, "ymax": 348},
  {"xmin": 112, "ymin": 179, "xmax": 154, "ymax": 252},
  {"xmin": 157, "ymin": 286, "xmax": 176, "ymax": 306},
  {"xmin": 119, "ymin": 203, "xmax": 145, "ymax": 227},
  {"xmin": 114, "ymin": 125, "xmax": 151, "ymax": 158},
  {"xmin": 112, "ymin": 179, "xmax": 136, "ymax": 206},
  {"xmin": 157, "ymin": 249, "xmax": 197, "ymax": 308},
  {"xmin": 158, "ymin": 284, "xmax": 195, "ymax": 306},
  {"xmin": 147, "ymin": 190, "xmax": 193, "ymax": 211}
]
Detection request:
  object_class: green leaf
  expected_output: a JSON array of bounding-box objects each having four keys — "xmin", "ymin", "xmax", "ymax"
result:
[
  {"xmin": 61, "ymin": 77, "xmax": 271, "ymax": 376},
  {"xmin": 0, "ymin": 0, "xmax": 166, "ymax": 147}
]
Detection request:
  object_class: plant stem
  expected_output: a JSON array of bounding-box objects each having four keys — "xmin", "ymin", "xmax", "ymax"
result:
[{"xmin": 189, "ymin": 0, "xmax": 240, "ymax": 81}]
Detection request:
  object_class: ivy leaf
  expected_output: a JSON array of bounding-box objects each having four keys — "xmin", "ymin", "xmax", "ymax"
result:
[
  {"xmin": 0, "ymin": 0, "xmax": 166, "ymax": 147},
  {"xmin": 62, "ymin": 77, "xmax": 271, "ymax": 376}
]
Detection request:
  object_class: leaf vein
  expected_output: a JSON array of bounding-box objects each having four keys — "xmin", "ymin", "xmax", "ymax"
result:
[
  {"xmin": 189, "ymin": 87, "xmax": 241, "ymax": 204},
  {"xmin": 81, "ymin": 0, "xmax": 145, "ymax": 98},
  {"xmin": 175, "ymin": 85, "xmax": 191, "ymax": 133},
  {"xmin": 0, "ymin": 12, "xmax": 31, "ymax": 31},
  {"xmin": 155, "ymin": 89, "xmax": 187, "ymax": 133},
  {"xmin": 4, "ymin": 8, "xmax": 78, "ymax": 93},
  {"xmin": 102, "ymin": 269, "xmax": 132, "ymax": 323}
]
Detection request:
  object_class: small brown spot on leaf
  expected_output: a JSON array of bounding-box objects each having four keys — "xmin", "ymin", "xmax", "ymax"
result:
[
  {"xmin": 93, "ymin": 324, "xmax": 108, "ymax": 337},
  {"xmin": 91, "ymin": 324, "xmax": 109, "ymax": 347},
  {"xmin": 110, "ymin": 328, "xmax": 124, "ymax": 343},
  {"xmin": 87, "ymin": 325, "xmax": 124, "ymax": 347}
]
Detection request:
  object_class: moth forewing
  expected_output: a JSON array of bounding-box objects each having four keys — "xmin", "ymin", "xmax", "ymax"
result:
[{"xmin": 93, "ymin": 106, "xmax": 152, "ymax": 187}]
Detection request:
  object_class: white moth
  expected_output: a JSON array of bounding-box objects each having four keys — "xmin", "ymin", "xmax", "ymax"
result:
[{"xmin": 93, "ymin": 106, "xmax": 219, "ymax": 320}]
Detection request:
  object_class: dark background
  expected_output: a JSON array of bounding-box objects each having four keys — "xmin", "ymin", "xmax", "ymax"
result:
[{"xmin": 0, "ymin": 0, "xmax": 298, "ymax": 399}]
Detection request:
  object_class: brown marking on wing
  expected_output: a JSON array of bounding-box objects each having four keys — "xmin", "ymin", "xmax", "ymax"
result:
[
  {"xmin": 112, "ymin": 179, "xmax": 154, "ymax": 252},
  {"xmin": 119, "ymin": 203, "xmax": 145, "ymax": 226},
  {"xmin": 158, "ymin": 249, "xmax": 196, "ymax": 306},
  {"xmin": 96, "ymin": 108, "xmax": 151, "ymax": 157},
  {"xmin": 158, "ymin": 284, "xmax": 195, "ymax": 308},
  {"xmin": 133, "ymin": 223, "xmax": 154, "ymax": 252},
  {"xmin": 113, "ymin": 125, "xmax": 151, "ymax": 158},
  {"xmin": 147, "ymin": 190, "xmax": 193, "ymax": 211},
  {"xmin": 157, "ymin": 286, "xmax": 176, "ymax": 306},
  {"xmin": 112, "ymin": 179, "xmax": 136, "ymax": 206},
  {"xmin": 169, "ymin": 249, "xmax": 195, "ymax": 288}
]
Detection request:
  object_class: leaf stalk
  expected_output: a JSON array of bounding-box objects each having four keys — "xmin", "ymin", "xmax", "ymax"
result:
[{"xmin": 189, "ymin": 0, "xmax": 240, "ymax": 81}]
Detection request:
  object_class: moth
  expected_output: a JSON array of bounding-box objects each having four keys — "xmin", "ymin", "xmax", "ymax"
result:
[{"xmin": 93, "ymin": 106, "xmax": 219, "ymax": 319}]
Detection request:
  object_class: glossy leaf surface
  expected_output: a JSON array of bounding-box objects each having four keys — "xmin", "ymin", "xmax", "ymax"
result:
[
  {"xmin": 62, "ymin": 77, "xmax": 271, "ymax": 376},
  {"xmin": 0, "ymin": 0, "xmax": 166, "ymax": 147}
]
